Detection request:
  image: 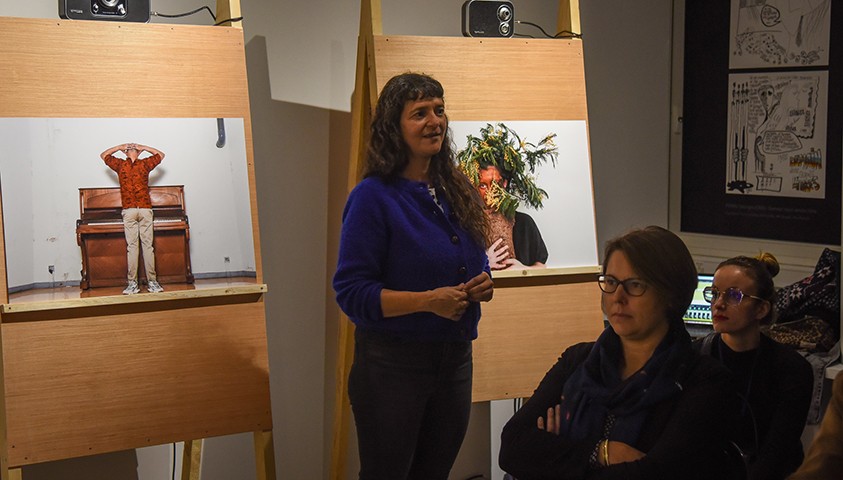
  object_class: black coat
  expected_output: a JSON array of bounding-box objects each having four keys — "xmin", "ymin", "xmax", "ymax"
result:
[
  {"xmin": 499, "ymin": 338, "xmax": 739, "ymax": 480},
  {"xmin": 695, "ymin": 332, "xmax": 813, "ymax": 480}
]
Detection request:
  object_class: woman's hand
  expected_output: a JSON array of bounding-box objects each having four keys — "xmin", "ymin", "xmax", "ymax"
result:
[
  {"xmin": 535, "ymin": 402, "xmax": 646, "ymax": 466},
  {"xmin": 537, "ymin": 404, "xmax": 562, "ymax": 435},
  {"xmin": 465, "ymin": 272, "xmax": 493, "ymax": 303},
  {"xmin": 487, "ymin": 238, "xmax": 514, "ymax": 270},
  {"xmin": 428, "ymin": 286, "xmax": 469, "ymax": 321}
]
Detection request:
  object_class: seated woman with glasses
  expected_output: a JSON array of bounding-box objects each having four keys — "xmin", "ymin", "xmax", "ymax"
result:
[
  {"xmin": 499, "ymin": 226, "xmax": 738, "ymax": 480},
  {"xmin": 696, "ymin": 253, "xmax": 813, "ymax": 480}
]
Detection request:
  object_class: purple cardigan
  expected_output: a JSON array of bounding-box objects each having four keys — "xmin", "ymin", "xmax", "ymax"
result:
[{"xmin": 333, "ymin": 176, "xmax": 489, "ymax": 342}]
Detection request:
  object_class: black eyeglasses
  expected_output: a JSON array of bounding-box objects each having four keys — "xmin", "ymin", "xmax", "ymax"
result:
[
  {"xmin": 702, "ymin": 286, "xmax": 766, "ymax": 306},
  {"xmin": 597, "ymin": 275, "xmax": 648, "ymax": 297}
]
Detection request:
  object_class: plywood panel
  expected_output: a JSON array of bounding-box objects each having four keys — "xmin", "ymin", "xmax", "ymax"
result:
[
  {"xmin": 1, "ymin": 300, "xmax": 271, "ymax": 466},
  {"xmin": 372, "ymin": 35, "xmax": 588, "ymax": 121},
  {"xmin": 0, "ymin": 16, "xmax": 263, "ymax": 290},
  {"xmin": 472, "ymin": 280, "xmax": 603, "ymax": 402},
  {"xmin": 0, "ymin": 16, "xmax": 270, "ymax": 468},
  {"xmin": 0, "ymin": 18, "xmax": 247, "ymax": 118}
]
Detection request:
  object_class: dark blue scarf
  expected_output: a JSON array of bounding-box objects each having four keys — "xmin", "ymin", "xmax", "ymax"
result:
[{"xmin": 559, "ymin": 323, "xmax": 692, "ymax": 445}]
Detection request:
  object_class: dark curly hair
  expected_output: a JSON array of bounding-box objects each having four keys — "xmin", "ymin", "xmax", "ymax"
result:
[
  {"xmin": 365, "ymin": 73, "xmax": 489, "ymax": 246},
  {"xmin": 716, "ymin": 253, "xmax": 779, "ymax": 325},
  {"xmin": 603, "ymin": 226, "xmax": 698, "ymax": 324}
]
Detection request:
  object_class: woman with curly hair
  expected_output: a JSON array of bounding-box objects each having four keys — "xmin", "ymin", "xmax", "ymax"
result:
[{"xmin": 333, "ymin": 72, "xmax": 492, "ymax": 480}]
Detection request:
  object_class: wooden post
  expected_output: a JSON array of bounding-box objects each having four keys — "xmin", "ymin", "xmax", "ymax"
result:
[
  {"xmin": 181, "ymin": 439, "xmax": 203, "ymax": 480},
  {"xmin": 330, "ymin": 1, "xmax": 382, "ymax": 478},
  {"xmin": 215, "ymin": 0, "xmax": 242, "ymax": 28},
  {"xmin": 1, "ymin": 335, "xmax": 9, "ymax": 480},
  {"xmin": 178, "ymin": 431, "xmax": 275, "ymax": 480},
  {"xmin": 253, "ymin": 430, "xmax": 276, "ymax": 480},
  {"xmin": 557, "ymin": 0, "xmax": 581, "ymax": 36}
]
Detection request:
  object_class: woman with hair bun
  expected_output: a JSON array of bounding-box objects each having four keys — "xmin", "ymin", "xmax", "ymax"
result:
[{"xmin": 697, "ymin": 253, "xmax": 813, "ymax": 480}]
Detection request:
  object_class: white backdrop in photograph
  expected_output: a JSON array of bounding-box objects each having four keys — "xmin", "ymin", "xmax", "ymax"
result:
[
  {"xmin": 450, "ymin": 120, "xmax": 598, "ymax": 269},
  {"xmin": 0, "ymin": 118, "xmax": 254, "ymax": 289}
]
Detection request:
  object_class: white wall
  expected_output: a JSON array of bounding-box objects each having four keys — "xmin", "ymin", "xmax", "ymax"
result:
[
  {"xmin": 1, "ymin": 120, "xmax": 36, "ymax": 288},
  {"xmin": 244, "ymin": 0, "xmax": 565, "ymax": 112},
  {"xmin": 579, "ymin": 1, "xmax": 675, "ymax": 250}
]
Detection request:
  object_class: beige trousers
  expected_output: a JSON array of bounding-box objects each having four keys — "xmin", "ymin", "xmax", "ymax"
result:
[{"xmin": 122, "ymin": 208, "xmax": 157, "ymax": 282}]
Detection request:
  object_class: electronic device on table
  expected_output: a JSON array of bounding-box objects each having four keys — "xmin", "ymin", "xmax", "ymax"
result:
[{"xmin": 684, "ymin": 273, "xmax": 715, "ymax": 338}]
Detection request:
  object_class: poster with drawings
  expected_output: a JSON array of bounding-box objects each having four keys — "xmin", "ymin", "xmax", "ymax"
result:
[
  {"xmin": 729, "ymin": 0, "xmax": 831, "ymax": 69},
  {"xmin": 725, "ymin": 71, "xmax": 827, "ymax": 199}
]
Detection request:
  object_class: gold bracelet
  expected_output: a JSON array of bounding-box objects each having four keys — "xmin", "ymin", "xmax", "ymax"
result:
[{"xmin": 602, "ymin": 439, "xmax": 610, "ymax": 466}]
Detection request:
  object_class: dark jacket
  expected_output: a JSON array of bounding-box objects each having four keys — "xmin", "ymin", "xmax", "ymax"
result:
[
  {"xmin": 499, "ymin": 336, "xmax": 738, "ymax": 480},
  {"xmin": 695, "ymin": 332, "xmax": 813, "ymax": 480}
]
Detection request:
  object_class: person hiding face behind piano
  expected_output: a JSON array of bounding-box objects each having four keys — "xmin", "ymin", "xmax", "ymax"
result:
[{"xmin": 100, "ymin": 143, "xmax": 166, "ymax": 295}]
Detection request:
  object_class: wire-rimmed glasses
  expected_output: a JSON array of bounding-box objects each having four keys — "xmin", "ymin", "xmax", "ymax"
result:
[{"xmin": 702, "ymin": 286, "xmax": 766, "ymax": 306}]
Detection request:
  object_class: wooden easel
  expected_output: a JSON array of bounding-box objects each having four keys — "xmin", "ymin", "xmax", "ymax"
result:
[
  {"xmin": 330, "ymin": 1, "xmax": 602, "ymax": 478},
  {"xmin": 177, "ymin": 6, "xmax": 274, "ymax": 478},
  {"xmin": 0, "ymin": 0, "xmax": 274, "ymax": 478}
]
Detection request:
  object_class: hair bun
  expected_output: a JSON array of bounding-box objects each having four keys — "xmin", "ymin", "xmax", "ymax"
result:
[{"xmin": 755, "ymin": 251, "xmax": 780, "ymax": 278}]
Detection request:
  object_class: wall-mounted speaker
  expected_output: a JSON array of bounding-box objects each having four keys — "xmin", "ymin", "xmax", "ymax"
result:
[
  {"xmin": 59, "ymin": 0, "xmax": 150, "ymax": 23},
  {"xmin": 462, "ymin": 0, "xmax": 514, "ymax": 38}
]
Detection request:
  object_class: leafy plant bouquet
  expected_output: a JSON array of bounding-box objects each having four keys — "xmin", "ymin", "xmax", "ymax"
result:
[{"xmin": 457, "ymin": 123, "xmax": 558, "ymax": 219}]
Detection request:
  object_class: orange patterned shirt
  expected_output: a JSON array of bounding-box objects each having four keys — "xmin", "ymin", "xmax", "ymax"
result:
[{"xmin": 103, "ymin": 153, "xmax": 163, "ymax": 209}]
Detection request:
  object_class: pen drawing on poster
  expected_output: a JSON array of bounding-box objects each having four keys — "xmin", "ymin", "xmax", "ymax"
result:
[
  {"xmin": 725, "ymin": 71, "xmax": 827, "ymax": 199},
  {"xmin": 730, "ymin": 0, "xmax": 831, "ymax": 69}
]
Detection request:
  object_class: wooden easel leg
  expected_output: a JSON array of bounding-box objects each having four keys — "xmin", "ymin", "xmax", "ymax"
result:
[
  {"xmin": 181, "ymin": 439, "xmax": 202, "ymax": 480},
  {"xmin": 253, "ymin": 430, "xmax": 276, "ymax": 480},
  {"xmin": 557, "ymin": 0, "xmax": 582, "ymax": 35},
  {"xmin": 331, "ymin": 1, "xmax": 381, "ymax": 477},
  {"xmin": 7, "ymin": 468, "xmax": 21, "ymax": 480},
  {"xmin": 214, "ymin": 0, "xmax": 242, "ymax": 28}
]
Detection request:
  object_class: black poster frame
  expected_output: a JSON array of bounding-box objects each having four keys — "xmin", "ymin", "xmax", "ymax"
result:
[{"xmin": 681, "ymin": 0, "xmax": 841, "ymax": 245}]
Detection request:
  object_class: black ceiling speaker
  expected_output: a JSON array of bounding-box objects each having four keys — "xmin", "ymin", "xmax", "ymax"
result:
[
  {"xmin": 462, "ymin": 0, "xmax": 514, "ymax": 38},
  {"xmin": 59, "ymin": 0, "xmax": 150, "ymax": 22}
]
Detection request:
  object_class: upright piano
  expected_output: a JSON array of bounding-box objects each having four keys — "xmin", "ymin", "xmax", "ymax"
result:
[{"xmin": 76, "ymin": 186, "xmax": 194, "ymax": 289}]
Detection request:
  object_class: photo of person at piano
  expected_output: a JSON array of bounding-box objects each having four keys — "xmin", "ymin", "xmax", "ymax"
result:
[
  {"xmin": 100, "ymin": 142, "xmax": 166, "ymax": 295},
  {"xmin": 457, "ymin": 123, "xmax": 556, "ymax": 270}
]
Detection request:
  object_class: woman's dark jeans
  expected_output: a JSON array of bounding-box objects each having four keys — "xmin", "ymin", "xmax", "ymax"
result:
[{"xmin": 349, "ymin": 329, "xmax": 473, "ymax": 480}]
